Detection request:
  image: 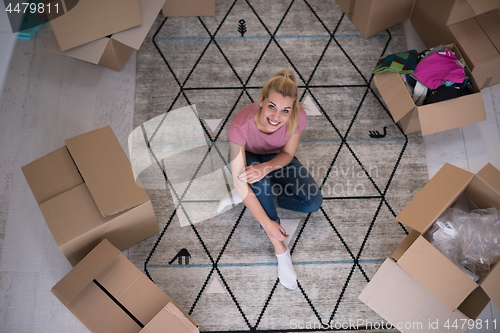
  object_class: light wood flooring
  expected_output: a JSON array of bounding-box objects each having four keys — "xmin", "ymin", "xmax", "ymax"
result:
[{"xmin": 0, "ymin": 18, "xmax": 499, "ymax": 333}]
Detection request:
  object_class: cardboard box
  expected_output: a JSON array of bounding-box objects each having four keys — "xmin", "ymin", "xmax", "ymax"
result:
[
  {"xmin": 22, "ymin": 126, "xmax": 160, "ymax": 266},
  {"xmin": 162, "ymin": 0, "xmax": 215, "ymax": 17},
  {"xmin": 51, "ymin": 239, "xmax": 199, "ymax": 333},
  {"xmin": 46, "ymin": 0, "xmax": 166, "ymax": 71},
  {"xmin": 359, "ymin": 258, "xmax": 469, "ymax": 333},
  {"xmin": 139, "ymin": 303, "xmax": 198, "ymax": 333},
  {"xmin": 449, "ymin": 10, "xmax": 500, "ymax": 89},
  {"xmin": 394, "ymin": 163, "xmax": 500, "ymax": 313},
  {"xmin": 374, "ymin": 44, "xmax": 486, "ymax": 135},
  {"xmin": 360, "ymin": 163, "xmax": 500, "ymax": 332},
  {"xmin": 49, "ymin": 0, "xmax": 144, "ymax": 52},
  {"xmin": 410, "ymin": 0, "xmax": 500, "ymax": 49},
  {"xmin": 335, "ymin": 0, "xmax": 414, "ymax": 39}
]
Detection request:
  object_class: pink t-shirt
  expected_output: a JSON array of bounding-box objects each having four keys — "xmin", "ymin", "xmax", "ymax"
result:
[{"xmin": 228, "ymin": 103, "xmax": 307, "ymax": 154}]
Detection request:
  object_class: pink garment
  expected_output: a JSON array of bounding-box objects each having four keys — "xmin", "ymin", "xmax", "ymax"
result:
[
  {"xmin": 412, "ymin": 50, "xmax": 465, "ymax": 90},
  {"xmin": 228, "ymin": 103, "xmax": 307, "ymax": 154}
]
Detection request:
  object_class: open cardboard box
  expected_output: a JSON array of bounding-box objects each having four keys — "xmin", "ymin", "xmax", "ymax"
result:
[
  {"xmin": 361, "ymin": 163, "xmax": 500, "ymax": 332},
  {"xmin": 52, "ymin": 239, "xmax": 199, "ymax": 333},
  {"xmin": 162, "ymin": 0, "xmax": 215, "ymax": 17},
  {"xmin": 410, "ymin": 0, "xmax": 500, "ymax": 51},
  {"xmin": 393, "ymin": 163, "xmax": 500, "ymax": 315},
  {"xmin": 449, "ymin": 9, "xmax": 500, "ymax": 89},
  {"xmin": 374, "ymin": 44, "xmax": 486, "ymax": 136},
  {"xmin": 22, "ymin": 126, "xmax": 160, "ymax": 266},
  {"xmin": 46, "ymin": 0, "xmax": 166, "ymax": 71},
  {"xmin": 359, "ymin": 258, "xmax": 470, "ymax": 333},
  {"xmin": 335, "ymin": 0, "xmax": 414, "ymax": 38}
]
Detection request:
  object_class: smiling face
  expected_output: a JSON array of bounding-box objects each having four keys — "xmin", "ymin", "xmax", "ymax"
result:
[{"xmin": 255, "ymin": 90, "xmax": 294, "ymax": 133}]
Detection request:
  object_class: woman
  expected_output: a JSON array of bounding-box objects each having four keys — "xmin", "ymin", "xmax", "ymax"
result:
[{"xmin": 227, "ymin": 69, "xmax": 323, "ymax": 290}]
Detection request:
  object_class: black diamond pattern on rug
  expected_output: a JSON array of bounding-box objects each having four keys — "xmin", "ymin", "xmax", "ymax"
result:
[{"xmin": 130, "ymin": 0, "xmax": 429, "ymax": 331}]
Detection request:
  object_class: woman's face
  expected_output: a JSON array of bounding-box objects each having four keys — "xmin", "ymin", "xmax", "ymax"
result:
[{"xmin": 256, "ymin": 90, "xmax": 294, "ymax": 133}]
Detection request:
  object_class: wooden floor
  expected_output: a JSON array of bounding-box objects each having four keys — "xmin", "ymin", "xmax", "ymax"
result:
[{"xmin": 0, "ymin": 20, "xmax": 499, "ymax": 333}]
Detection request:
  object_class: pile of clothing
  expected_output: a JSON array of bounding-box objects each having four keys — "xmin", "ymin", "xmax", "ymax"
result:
[{"xmin": 374, "ymin": 45, "xmax": 474, "ymax": 106}]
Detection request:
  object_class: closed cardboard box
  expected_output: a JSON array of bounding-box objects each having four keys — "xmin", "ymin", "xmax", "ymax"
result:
[
  {"xmin": 51, "ymin": 239, "xmax": 199, "ymax": 333},
  {"xmin": 162, "ymin": 0, "xmax": 215, "ymax": 17},
  {"xmin": 449, "ymin": 9, "xmax": 500, "ymax": 89},
  {"xmin": 360, "ymin": 163, "xmax": 500, "ymax": 332},
  {"xmin": 22, "ymin": 126, "xmax": 160, "ymax": 266},
  {"xmin": 410, "ymin": 0, "xmax": 500, "ymax": 48},
  {"xmin": 49, "ymin": 0, "xmax": 144, "ymax": 52},
  {"xmin": 46, "ymin": 0, "xmax": 166, "ymax": 71},
  {"xmin": 374, "ymin": 44, "xmax": 486, "ymax": 135},
  {"xmin": 336, "ymin": 0, "xmax": 414, "ymax": 39}
]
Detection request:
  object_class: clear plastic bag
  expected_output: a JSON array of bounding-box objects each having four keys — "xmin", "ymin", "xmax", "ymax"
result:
[{"xmin": 424, "ymin": 193, "xmax": 500, "ymax": 281}]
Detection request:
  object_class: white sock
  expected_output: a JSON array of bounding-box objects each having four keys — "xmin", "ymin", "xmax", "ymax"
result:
[
  {"xmin": 276, "ymin": 248, "xmax": 298, "ymax": 290},
  {"xmin": 217, "ymin": 187, "xmax": 242, "ymax": 213}
]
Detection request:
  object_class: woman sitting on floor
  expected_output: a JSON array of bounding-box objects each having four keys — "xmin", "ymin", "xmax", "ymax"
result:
[{"xmin": 222, "ymin": 69, "xmax": 323, "ymax": 290}]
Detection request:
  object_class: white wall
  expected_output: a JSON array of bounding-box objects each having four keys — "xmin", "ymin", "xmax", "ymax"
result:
[{"xmin": 0, "ymin": 2, "xmax": 18, "ymax": 101}]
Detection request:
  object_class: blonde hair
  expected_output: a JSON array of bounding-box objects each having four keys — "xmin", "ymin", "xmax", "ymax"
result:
[{"xmin": 258, "ymin": 69, "xmax": 304, "ymax": 135}]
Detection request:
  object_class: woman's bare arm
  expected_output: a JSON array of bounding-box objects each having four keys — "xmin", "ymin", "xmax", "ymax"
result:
[
  {"xmin": 237, "ymin": 132, "xmax": 301, "ymax": 184},
  {"xmin": 230, "ymin": 142, "xmax": 288, "ymax": 241}
]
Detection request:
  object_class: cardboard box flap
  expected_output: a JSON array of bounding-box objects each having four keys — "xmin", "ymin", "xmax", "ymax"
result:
[
  {"xmin": 448, "ymin": 0, "xmax": 477, "ymax": 25},
  {"xmin": 391, "ymin": 229, "xmax": 420, "ymax": 261},
  {"xmin": 458, "ymin": 286, "xmax": 492, "ymax": 320},
  {"xmin": 396, "ymin": 163, "xmax": 474, "ymax": 232},
  {"xmin": 98, "ymin": 39, "xmax": 133, "ymax": 72},
  {"xmin": 466, "ymin": 0, "xmax": 500, "ymax": 15},
  {"xmin": 112, "ymin": 0, "xmax": 166, "ymax": 50},
  {"xmin": 476, "ymin": 10, "xmax": 500, "ymax": 52},
  {"xmin": 96, "ymin": 255, "xmax": 172, "ymax": 327},
  {"xmin": 140, "ymin": 303, "xmax": 199, "ymax": 333},
  {"xmin": 480, "ymin": 262, "xmax": 500, "ymax": 309},
  {"xmin": 449, "ymin": 17, "xmax": 500, "ymax": 67},
  {"xmin": 65, "ymin": 126, "xmax": 150, "ymax": 216},
  {"xmin": 465, "ymin": 163, "xmax": 500, "ymax": 210},
  {"xmin": 51, "ymin": 239, "xmax": 121, "ymax": 303},
  {"xmin": 417, "ymin": 93, "xmax": 486, "ymax": 136},
  {"xmin": 359, "ymin": 258, "xmax": 469, "ymax": 333},
  {"xmin": 40, "ymin": 184, "xmax": 128, "ymax": 247},
  {"xmin": 50, "ymin": 0, "xmax": 143, "ymax": 51},
  {"xmin": 45, "ymin": 33, "xmax": 109, "ymax": 65},
  {"xmin": 374, "ymin": 71, "xmax": 416, "ymax": 122},
  {"xmin": 398, "ymin": 237, "xmax": 478, "ymax": 311},
  {"xmin": 21, "ymin": 146, "xmax": 84, "ymax": 205},
  {"xmin": 477, "ymin": 163, "xmax": 500, "ymax": 194}
]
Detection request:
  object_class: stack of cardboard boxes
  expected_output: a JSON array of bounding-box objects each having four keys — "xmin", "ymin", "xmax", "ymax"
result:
[
  {"xmin": 24, "ymin": 1, "xmax": 218, "ymax": 329},
  {"xmin": 22, "ymin": 126, "xmax": 199, "ymax": 332},
  {"xmin": 336, "ymin": 1, "xmax": 500, "ymax": 330},
  {"xmin": 336, "ymin": 0, "xmax": 499, "ymax": 135},
  {"xmin": 45, "ymin": 0, "xmax": 215, "ymax": 71}
]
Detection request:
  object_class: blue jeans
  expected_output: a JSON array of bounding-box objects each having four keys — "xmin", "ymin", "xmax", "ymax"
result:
[{"xmin": 241, "ymin": 151, "xmax": 323, "ymax": 224}]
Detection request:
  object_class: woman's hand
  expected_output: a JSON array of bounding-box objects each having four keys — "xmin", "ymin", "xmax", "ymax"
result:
[
  {"xmin": 237, "ymin": 163, "xmax": 271, "ymax": 184},
  {"xmin": 263, "ymin": 220, "xmax": 289, "ymax": 241}
]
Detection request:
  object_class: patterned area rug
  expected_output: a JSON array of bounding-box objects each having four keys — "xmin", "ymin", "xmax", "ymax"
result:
[{"xmin": 129, "ymin": 1, "xmax": 428, "ymax": 331}]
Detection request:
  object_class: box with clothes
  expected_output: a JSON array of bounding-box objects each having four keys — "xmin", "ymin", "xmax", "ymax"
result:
[{"xmin": 373, "ymin": 44, "xmax": 486, "ymax": 135}]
